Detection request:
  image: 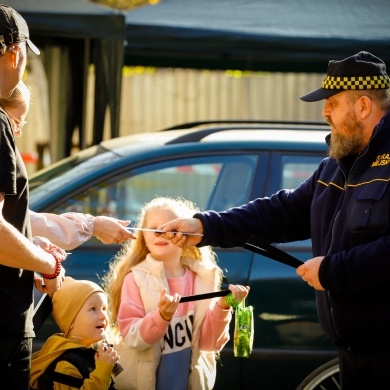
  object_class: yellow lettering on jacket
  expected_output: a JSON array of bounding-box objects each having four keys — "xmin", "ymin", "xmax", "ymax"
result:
[{"xmin": 371, "ymin": 154, "xmax": 390, "ymax": 167}]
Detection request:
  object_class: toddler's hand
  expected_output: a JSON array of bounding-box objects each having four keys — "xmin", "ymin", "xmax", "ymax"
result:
[{"xmin": 95, "ymin": 343, "xmax": 120, "ymax": 366}]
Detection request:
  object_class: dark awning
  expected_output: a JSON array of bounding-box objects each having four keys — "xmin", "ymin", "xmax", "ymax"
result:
[
  {"xmin": 8, "ymin": 0, "xmax": 125, "ymax": 40},
  {"xmin": 6, "ymin": 0, "xmax": 126, "ymax": 156},
  {"xmin": 125, "ymin": 0, "xmax": 390, "ymax": 72}
]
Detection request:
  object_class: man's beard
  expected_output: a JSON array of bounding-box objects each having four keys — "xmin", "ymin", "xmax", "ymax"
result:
[{"xmin": 328, "ymin": 111, "xmax": 365, "ymax": 160}]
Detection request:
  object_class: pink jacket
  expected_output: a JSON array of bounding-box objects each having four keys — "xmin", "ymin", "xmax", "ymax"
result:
[{"xmin": 115, "ymin": 254, "xmax": 232, "ymax": 390}]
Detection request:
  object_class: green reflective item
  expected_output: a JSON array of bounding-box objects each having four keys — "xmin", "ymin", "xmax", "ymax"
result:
[{"xmin": 226, "ymin": 293, "xmax": 254, "ymax": 358}]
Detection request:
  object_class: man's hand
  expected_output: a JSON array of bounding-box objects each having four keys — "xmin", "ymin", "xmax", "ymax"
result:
[
  {"xmin": 33, "ymin": 237, "xmax": 67, "ymax": 294},
  {"xmin": 296, "ymin": 256, "xmax": 325, "ymax": 290},
  {"xmin": 34, "ymin": 266, "xmax": 65, "ymax": 294},
  {"xmin": 159, "ymin": 218, "xmax": 204, "ymax": 248}
]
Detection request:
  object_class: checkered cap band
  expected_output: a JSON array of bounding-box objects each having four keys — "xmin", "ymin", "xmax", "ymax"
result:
[{"xmin": 322, "ymin": 75, "xmax": 390, "ymax": 90}]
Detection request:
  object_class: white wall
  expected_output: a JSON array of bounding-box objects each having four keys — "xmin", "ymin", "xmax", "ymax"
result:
[{"xmin": 119, "ymin": 68, "xmax": 326, "ymax": 135}]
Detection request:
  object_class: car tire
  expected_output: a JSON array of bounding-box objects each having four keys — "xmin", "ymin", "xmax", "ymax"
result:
[{"xmin": 296, "ymin": 357, "xmax": 340, "ymax": 390}]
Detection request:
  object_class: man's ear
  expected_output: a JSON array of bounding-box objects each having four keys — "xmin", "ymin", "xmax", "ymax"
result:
[
  {"xmin": 7, "ymin": 45, "xmax": 21, "ymax": 68},
  {"xmin": 358, "ymin": 95, "xmax": 372, "ymax": 120}
]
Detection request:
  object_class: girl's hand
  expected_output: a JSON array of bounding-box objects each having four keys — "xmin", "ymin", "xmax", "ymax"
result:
[
  {"xmin": 95, "ymin": 343, "xmax": 120, "ymax": 366},
  {"xmin": 218, "ymin": 284, "xmax": 250, "ymax": 309},
  {"xmin": 158, "ymin": 289, "xmax": 181, "ymax": 321}
]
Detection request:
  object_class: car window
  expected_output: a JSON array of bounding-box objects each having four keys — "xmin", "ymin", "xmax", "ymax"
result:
[
  {"xmin": 282, "ymin": 155, "xmax": 323, "ymax": 189},
  {"xmin": 50, "ymin": 155, "xmax": 258, "ymax": 225}
]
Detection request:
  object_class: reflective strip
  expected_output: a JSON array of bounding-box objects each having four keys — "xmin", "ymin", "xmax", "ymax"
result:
[{"xmin": 321, "ymin": 75, "xmax": 390, "ymax": 90}]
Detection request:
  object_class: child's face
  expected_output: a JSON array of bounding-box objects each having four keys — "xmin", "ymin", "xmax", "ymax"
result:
[
  {"xmin": 7, "ymin": 103, "xmax": 28, "ymax": 137},
  {"xmin": 143, "ymin": 207, "xmax": 182, "ymax": 261},
  {"xmin": 68, "ymin": 291, "xmax": 108, "ymax": 346}
]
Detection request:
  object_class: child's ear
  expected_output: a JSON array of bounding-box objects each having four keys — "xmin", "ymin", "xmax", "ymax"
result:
[{"xmin": 69, "ymin": 323, "xmax": 74, "ymax": 330}]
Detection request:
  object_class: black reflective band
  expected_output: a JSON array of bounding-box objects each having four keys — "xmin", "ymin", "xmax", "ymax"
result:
[
  {"xmin": 179, "ymin": 289, "xmax": 230, "ymax": 303},
  {"xmin": 243, "ymin": 235, "xmax": 304, "ymax": 269}
]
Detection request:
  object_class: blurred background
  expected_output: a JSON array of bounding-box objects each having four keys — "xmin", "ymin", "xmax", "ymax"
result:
[{"xmin": 7, "ymin": 0, "xmax": 389, "ymax": 174}]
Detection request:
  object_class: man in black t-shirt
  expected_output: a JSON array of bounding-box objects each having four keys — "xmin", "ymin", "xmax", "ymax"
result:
[{"xmin": 0, "ymin": 5, "xmax": 65, "ymax": 388}]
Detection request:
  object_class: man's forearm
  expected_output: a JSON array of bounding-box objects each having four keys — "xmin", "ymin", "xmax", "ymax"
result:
[{"xmin": 0, "ymin": 216, "xmax": 57, "ymax": 274}]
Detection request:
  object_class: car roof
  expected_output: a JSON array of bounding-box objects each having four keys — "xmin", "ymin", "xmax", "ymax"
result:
[
  {"xmin": 29, "ymin": 121, "xmax": 329, "ymax": 206},
  {"xmin": 31, "ymin": 121, "xmax": 329, "ymax": 174},
  {"xmin": 99, "ymin": 121, "xmax": 329, "ymax": 155}
]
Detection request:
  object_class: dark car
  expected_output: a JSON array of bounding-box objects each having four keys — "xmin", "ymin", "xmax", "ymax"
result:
[{"xmin": 29, "ymin": 121, "xmax": 339, "ymax": 390}]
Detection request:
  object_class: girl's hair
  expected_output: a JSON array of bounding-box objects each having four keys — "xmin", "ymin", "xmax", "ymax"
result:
[{"xmin": 102, "ymin": 196, "xmax": 219, "ymax": 340}]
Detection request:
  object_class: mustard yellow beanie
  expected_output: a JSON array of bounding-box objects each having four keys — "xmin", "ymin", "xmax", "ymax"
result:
[{"xmin": 52, "ymin": 276, "xmax": 105, "ymax": 336}]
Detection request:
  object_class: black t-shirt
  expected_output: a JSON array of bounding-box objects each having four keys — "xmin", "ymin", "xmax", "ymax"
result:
[{"xmin": 0, "ymin": 109, "xmax": 34, "ymax": 337}]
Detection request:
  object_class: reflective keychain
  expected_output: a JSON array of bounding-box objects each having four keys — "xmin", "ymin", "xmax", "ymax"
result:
[{"xmin": 226, "ymin": 294, "xmax": 254, "ymax": 358}]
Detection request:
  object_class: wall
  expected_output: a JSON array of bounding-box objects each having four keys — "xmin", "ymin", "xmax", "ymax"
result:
[
  {"xmin": 119, "ymin": 68, "xmax": 325, "ymax": 135},
  {"xmin": 18, "ymin": 66, "xmax": 326, "ymax": 174}
]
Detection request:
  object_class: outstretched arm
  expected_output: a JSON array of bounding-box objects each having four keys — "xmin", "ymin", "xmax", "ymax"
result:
[{"xmin": 30, "ymin": 211, "xmax": 136, "ymax": 249}]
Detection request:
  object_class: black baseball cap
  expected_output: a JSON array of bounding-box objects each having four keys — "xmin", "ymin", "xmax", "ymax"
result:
[
  {"xmin": 0, "ymin": 4, "xmax": 40, "ymax": 55},
  {"xmin": 300, "ymin": 51, "xmax": 389, "ymax": 102}
]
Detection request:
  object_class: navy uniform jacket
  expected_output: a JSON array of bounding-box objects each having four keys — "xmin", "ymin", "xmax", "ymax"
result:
[{"xmin": 196, "ymin": 111, "xmax": 390, "ymax": 352}]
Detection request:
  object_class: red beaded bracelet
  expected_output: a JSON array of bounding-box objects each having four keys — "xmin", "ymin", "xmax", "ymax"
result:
[{"xmin": 41, "ymin": 253, "xmax": 62, "ymax": 280}]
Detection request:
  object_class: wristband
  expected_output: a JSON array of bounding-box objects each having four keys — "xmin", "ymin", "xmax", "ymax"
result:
[{"xmin": 41, "ymin": 253, "xmax": 62, "ymax": 280}]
